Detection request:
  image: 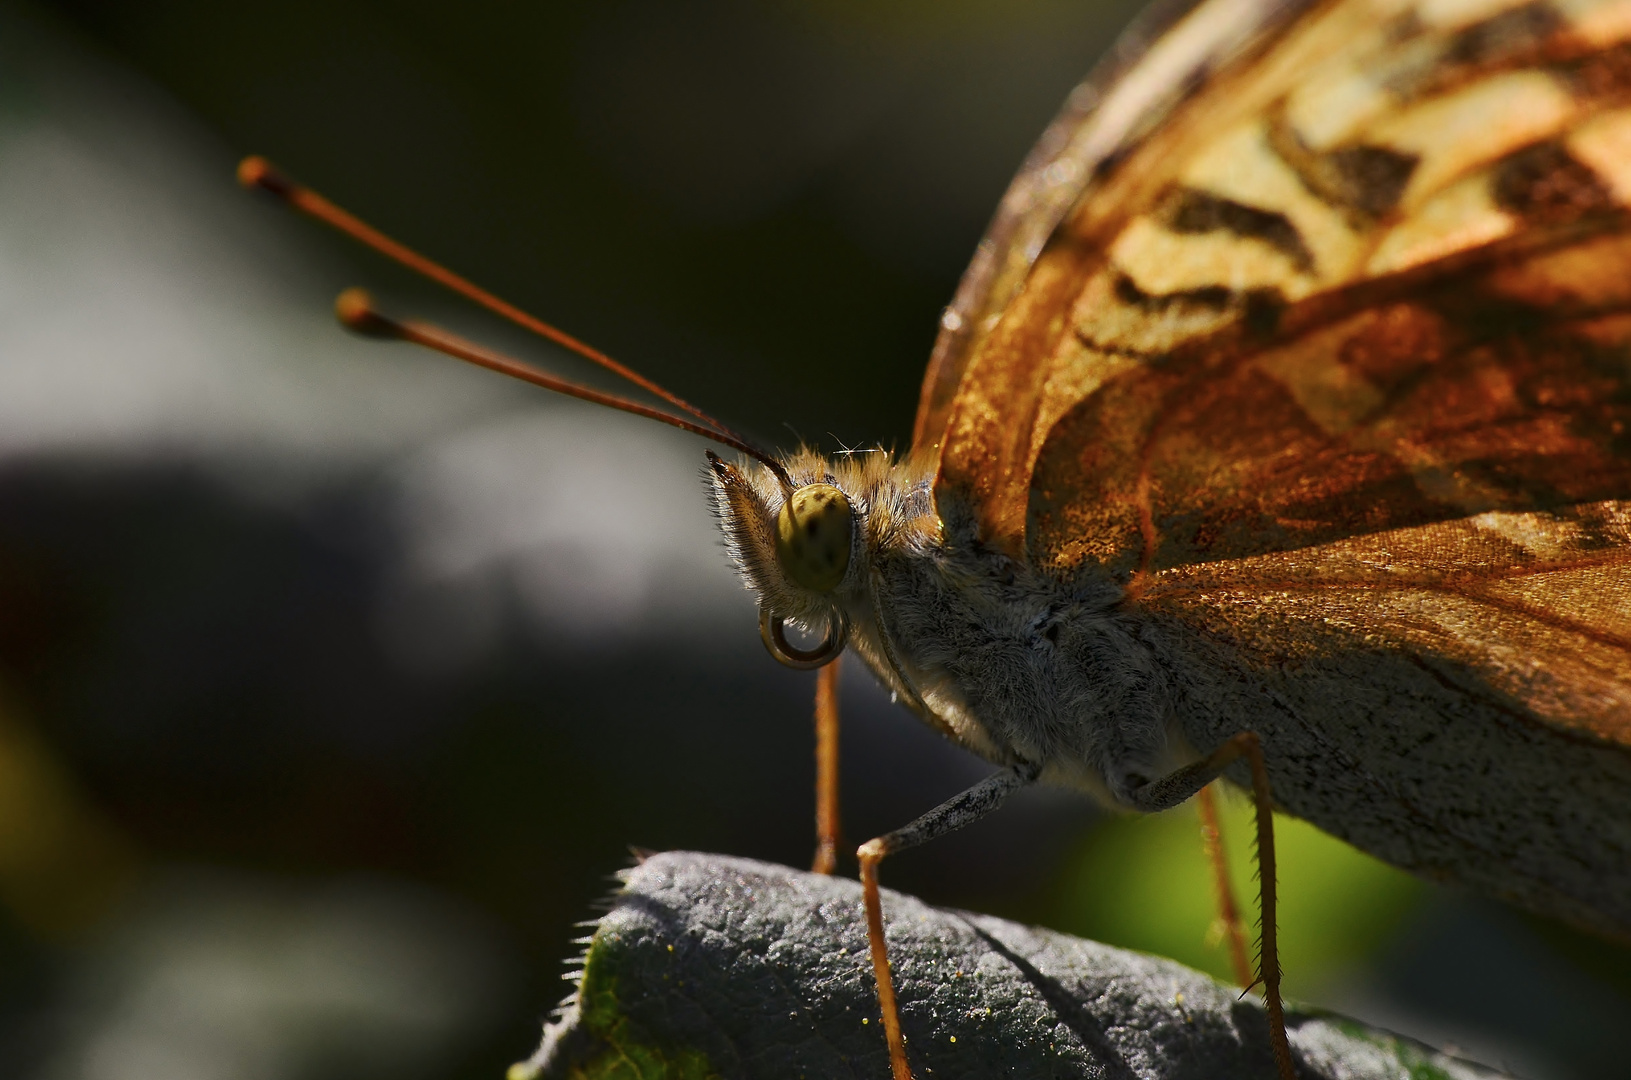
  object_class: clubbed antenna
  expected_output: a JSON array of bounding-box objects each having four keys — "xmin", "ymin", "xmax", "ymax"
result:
[
  {"xmin": 334, "ymin": 289, "xmax": 794, "ymax": 489},
  {"xmin": 238, "ymin": 155, "xmax": 794, "ymax": 493}
]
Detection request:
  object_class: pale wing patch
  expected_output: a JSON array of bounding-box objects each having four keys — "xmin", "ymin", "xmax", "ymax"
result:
[
  {"xmin": 1485, "ymin": 231, "xmax": 1631, "ymax": 307},
  {"xmin": 1558, "ymin": 0, "xmax": 1631, "ymax": 46},
  {"xmin": 1070, "ymin": 270, "xmax": 1243, "ymax": 355},
  {"xmin": 1110, "ymin": 215, "xmax": 1315, "ymax": 298},
  {"xmin": 1568, "ymin": 108, "xmax": 1631, "ymax": 204},
  {"xmin": 1181, "ymin": 121, "xmax": 1367, "ymax": 279},
  {"xmin": 1367, "ymin": 173, "xmax": 1517, "ymax": 273},
  {"xmin": 1365, "ymin": 71, "xmax": 1578, "ymax": 208},
  {"xmin": 1281, "ymin": 0, "xmax": 1581, "ymax": 152},
  {"xmin": 1282, "ymin": 37, "xmax": 1409, "ymax": 149},
  {"xmin": 1417, "ymin": 0, "xmax": 1547, "ymax": 30}
]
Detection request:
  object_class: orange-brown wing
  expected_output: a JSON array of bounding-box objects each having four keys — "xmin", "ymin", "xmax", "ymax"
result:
[
  {"xmin": 1147, "ymin": 502, "xmax": 1631, "ymax": 731},
  {"xmin": 925, "ymin": 0, "xmax": 1631, "ymax": 742},
  {"xmin": 913, "ymin": 0, "xmax": 1316, "ymax": 450}
]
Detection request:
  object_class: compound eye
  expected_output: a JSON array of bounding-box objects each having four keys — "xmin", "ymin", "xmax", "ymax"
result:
[{"xmin": 775, "ymin": 483, "xmax": 854, "ymax": 593}]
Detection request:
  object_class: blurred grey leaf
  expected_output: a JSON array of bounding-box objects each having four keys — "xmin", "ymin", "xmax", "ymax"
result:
[{"xmin": 516, "ymin": 851, "xmax": 1510, "ymax": 1080}]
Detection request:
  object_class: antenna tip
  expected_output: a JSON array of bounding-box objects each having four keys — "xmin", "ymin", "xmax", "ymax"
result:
[
  {"xmin": 237, "ymin": 155, "xmax": 294, "ymax": 198},
  {"xmin": 335, "ymin": 288, "xmax": 399, "ymax": 339}
]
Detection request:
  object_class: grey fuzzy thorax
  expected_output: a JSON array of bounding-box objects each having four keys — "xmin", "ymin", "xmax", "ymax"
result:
[{"xmin": 860, "ymin": 515, "xmax": 1188, "ymax": 803}]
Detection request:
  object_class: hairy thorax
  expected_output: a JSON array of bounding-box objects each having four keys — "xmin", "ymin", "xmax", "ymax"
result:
[{"xmin": 709, "ymin": 448, "xmax": 1190, "ymax": 807}]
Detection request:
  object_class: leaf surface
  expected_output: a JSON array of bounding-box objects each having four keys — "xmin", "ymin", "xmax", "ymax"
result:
[{"xmin": 516, "ymin": 851, "xmax": 1508, "ymax": 1080}]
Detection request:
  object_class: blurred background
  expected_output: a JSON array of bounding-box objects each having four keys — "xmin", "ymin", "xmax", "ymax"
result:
[{"xmin": 0, "ymin": 1, "xmax": 1628, "ymax": 1077}]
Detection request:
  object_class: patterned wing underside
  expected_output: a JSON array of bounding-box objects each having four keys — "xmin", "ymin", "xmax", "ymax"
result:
[
  {"xmin": 927, "ymin": 0, "xmax": 1631, "ymax": 744},
  {"xmin": 914, "ymin": 0, "xmax": 1318, "ymax": 449}
]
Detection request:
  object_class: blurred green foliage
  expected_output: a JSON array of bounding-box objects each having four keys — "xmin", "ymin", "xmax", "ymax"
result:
[{"xmin": 1048, "ymin": 791, "xmax": 1424, "ymax": 997}]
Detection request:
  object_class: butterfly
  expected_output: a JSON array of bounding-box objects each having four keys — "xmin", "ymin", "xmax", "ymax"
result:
[
  {"xmin": 243, "ymin": 0, "xmax": 1631, "ymax": 1075},
  {"xmin": 920, "ymin": 0, "xmax": 1631, "ymax": 938}
]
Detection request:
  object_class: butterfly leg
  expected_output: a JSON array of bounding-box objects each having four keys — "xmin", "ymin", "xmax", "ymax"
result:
[
  {"xmin": 1196, "ymin": 781, "xmax": 1252, "ymax": 987},
  {"xmin": 1127, "ymin": 733, "xmax": 1293, "ymax": 1080},
  {"xmin": 857, "ymin": 761, "xmax": 1040, "ymax": 1080},
  {"xmin": 812, "ymin": 657, "xmax": 843, "ymax": 875}
]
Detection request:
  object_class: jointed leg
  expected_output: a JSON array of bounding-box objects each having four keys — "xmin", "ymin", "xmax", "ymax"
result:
[
  {"xmin": 812, "ymin": 658, "xmax": 842, "ymax": 875},
  {"xmin": 1128, "ymin": 733, "xmax": 1293, "ymax": 1080},
  {"xmin": 1244, "ymin": 742, "xmax": 1292, "ymax": 1080},
  {"xmin": 1196, "ymin": 782, "xmax": 1252, "ymax": 988},
  {"xmin": 857, "ymin": 762, "xmax": 1039, "ymax": 1080}
]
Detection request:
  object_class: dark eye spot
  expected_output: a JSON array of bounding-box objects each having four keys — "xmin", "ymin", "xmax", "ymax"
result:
[
  {"xmin": 806, "ymin": 519, "xmax": 820, "ymax": 536},
  {"xmin": 1044, "ymin": 624, "xmax": 1060, "ymax": 643}
]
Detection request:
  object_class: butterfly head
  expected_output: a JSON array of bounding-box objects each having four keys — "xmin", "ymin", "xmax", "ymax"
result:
[
  {"xmin": 706, "ymin": 449, "xmax": 870, "ymax": 671},
  {"xmin": 239, "ymin": 156, "xmax": 914, "ymax": 676}
]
